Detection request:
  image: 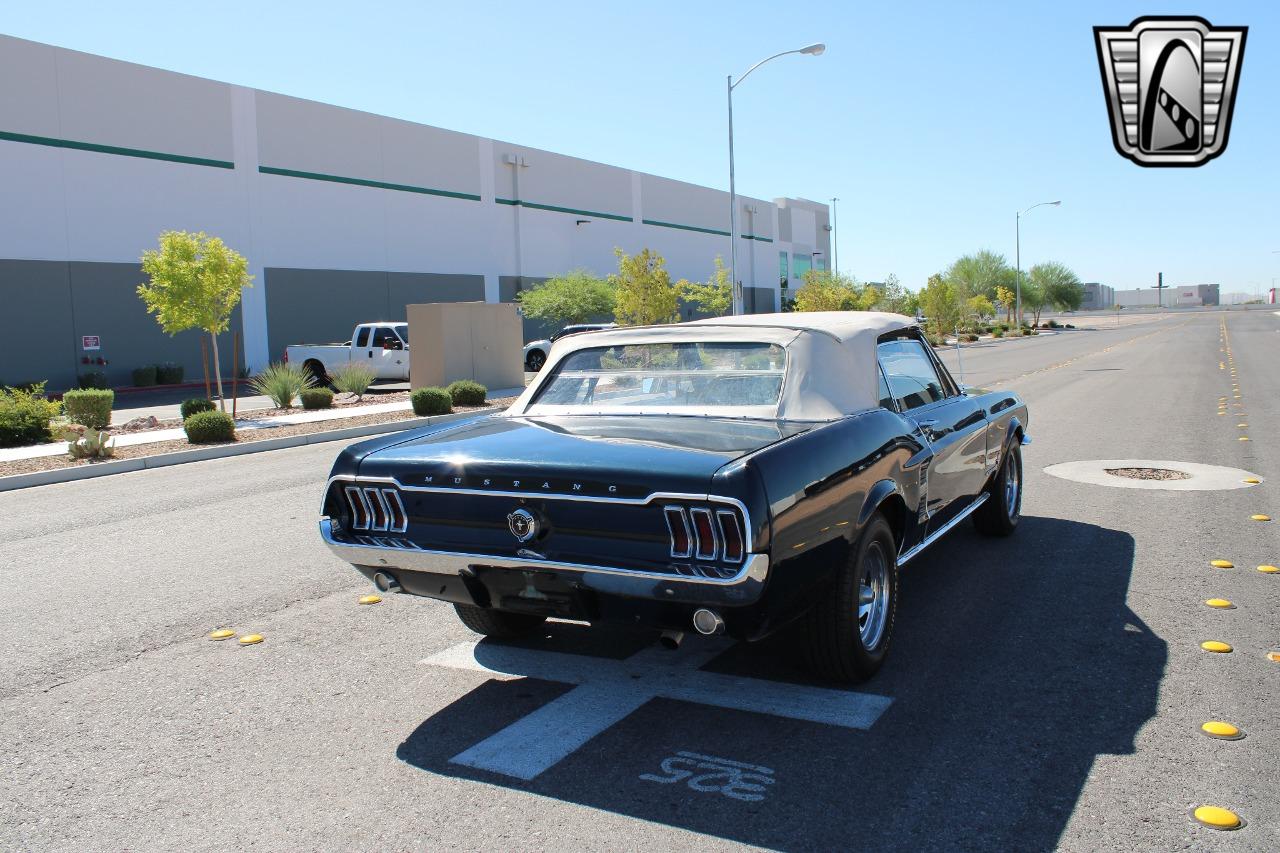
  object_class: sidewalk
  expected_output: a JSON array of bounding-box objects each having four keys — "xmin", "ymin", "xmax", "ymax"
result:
[{"xmin": 0, "ymin": 386, "xmax": 522, "ymax": 464}]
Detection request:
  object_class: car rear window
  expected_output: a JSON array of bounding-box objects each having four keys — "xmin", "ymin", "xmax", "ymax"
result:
[{"xmin": 528, "ymin": 342, "xmax": 786, "ymax": 412}]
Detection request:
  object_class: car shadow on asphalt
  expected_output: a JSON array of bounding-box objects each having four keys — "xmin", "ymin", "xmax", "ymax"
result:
[{"xmin": 396, "ymin": 516, "xmax": 1162, "ymax": 851}]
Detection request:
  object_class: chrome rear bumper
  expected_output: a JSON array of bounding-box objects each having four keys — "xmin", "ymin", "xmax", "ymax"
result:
[{"xmin": 319, "ymin": 518, "xmax": 770, "ymax": 606}]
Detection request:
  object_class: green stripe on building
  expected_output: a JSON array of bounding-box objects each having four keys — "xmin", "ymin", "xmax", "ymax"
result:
[
  {"xmin": 741, "ymin": 234, "xmax": 774, "ymax": 243},
  {"xmin": 496, "ymin": 198, "xmax": 632, "ymax": 222},
  {"xmin": 260, "ymin": 166, "xmax": 481, "ymax": 200},
  {"xmin": 0, "ymin": 130, "xmax": 234, "ymax": 169},
  {"xmin": 641, "ymin": 218, "xmax": 731, "ymax": 237}
]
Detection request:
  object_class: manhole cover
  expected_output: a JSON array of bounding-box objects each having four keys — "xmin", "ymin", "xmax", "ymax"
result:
[
  {"xmin": 1105, "ymin": 467, "xmax": 1192, "ymax": 481},
  {"xmin": 1044, "ymin": 460, "xmax": 1263, "ymax": 491}
]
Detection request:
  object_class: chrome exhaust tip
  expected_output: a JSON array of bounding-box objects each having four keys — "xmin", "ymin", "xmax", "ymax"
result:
[
  {"xmin": 658, "ymin": 630, "xmax": 684, "ymax": 650},
  {"xmin": 692, "ymin": 608, "xmax": 725, "ymax": 636},
  {"xmin": 372, "ymin": 571, "xmax": 401, "ymax": 594}
]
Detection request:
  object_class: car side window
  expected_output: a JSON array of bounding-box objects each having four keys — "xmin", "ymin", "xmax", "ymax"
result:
[
  {"xmin": 355, "ymin": 327, "xmax": 370, "ymax": 348},
  {"xmin": 877, "ymin": 365, "xmax": 895, "ymax": 410},
  {"xmin": 877, "ymin": 339, "xmax": 947, "ymax": 410},
  {"xmin": 371, "ymin": 326, "xmax": 398, "ymax": 349}
]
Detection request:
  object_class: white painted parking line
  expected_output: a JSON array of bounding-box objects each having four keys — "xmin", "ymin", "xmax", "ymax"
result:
[{"xmin": 423, "ymin": 639, "xmax": 893, "ymax": 780}]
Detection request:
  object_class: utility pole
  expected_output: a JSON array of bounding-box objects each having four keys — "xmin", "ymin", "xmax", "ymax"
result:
[
  {"xmin": 1151, "ymin": 271, "xmax": 1167, "ymax": 308},
  {"xmin": 830, "ymin": 197, "xmax": 839, "ymax": 275}
]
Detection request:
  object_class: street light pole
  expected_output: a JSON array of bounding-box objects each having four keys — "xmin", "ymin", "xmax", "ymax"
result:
[
  {"xmin": 728, "ymin": 43, "xmax": 825, "ymax": 315},
  {"xmin": 831, "ymin": 197, "xmax": 839, "ymax": 275},
  {"xmin": 1015, "ymin": 200, "xmax": 1061, "ymax": 325}
]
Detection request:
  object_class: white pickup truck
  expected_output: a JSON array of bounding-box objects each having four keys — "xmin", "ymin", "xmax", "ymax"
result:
[{"xmin": 285, "ymin": 322, "xmax": 410, "ymax": 383}]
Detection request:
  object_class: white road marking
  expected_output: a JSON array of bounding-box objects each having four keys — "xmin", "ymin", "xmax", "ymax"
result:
[
  {"xmin": 422, "ymin": 638, "xmax": 893, "ymax": 780},
  {"xmin": 641, "ymin": 751, "xmax": 776, "ymax": 802}
]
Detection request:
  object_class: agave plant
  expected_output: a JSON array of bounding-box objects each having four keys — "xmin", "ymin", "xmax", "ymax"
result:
[
  {"xmin": 250, "ymin": 361, "xmax": 315, "ymax": 408},
  {"xmin": 331, "ymin": 362, "xmax": 376, "ymax": 402}
]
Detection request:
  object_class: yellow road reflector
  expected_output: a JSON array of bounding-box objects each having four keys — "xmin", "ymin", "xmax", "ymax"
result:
[
  {"xmin": 238, "ymin": 634, "xmax": 264, "ymax": 646},
  {"xmin": 1210, "ymin": 559, "xmax": 1234, "ymax": 568},
  {"xmin": 1217, "ymin": 412, "xmax": 1226, "ymax": 416},
  {"xmin": 1258, "ymin": 565, "xmax": 1278, "ymax": 574},
  {"xmin": 359, "ymin": 594, "xmax": 382, "ymax": 605},
  {"xmin": 1268, "ymin": 651, "xmax": 1280, "ymax": 662},
  {"xmin": 209, "ymin": 629, "xmax": 236, "ymax": 641},
  {"xmin": 1243, "ymin": 477, "xmax": 1261, "ymax": 484},
  {"xmin": 1201, "ymin": 640, "xmax": 1233, "ymax": 653},
  {"xmin": 1237, "ymin": 423, "xmax": 1248, "ymax": 427},
  {"xmin": 1250, "ymin": 514, "xmax": 1270, "ymax": 522},
  {"xmin": 1205, "ymin": 598, "xmax": 1234, "ymax": 609},
  {"xmin": 1201, "ymin": 720, "xmax": 1243, "ymax": 739},
  {"xmin": 1238, "ymin": 436, "xmax": 1250, "ymax": 441},
  {"xmin": 1192, "ymin": 805, "xmax": 1242, "ymax": 830}
]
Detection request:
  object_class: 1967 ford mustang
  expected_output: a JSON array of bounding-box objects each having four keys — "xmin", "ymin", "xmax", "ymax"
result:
[{"xmin": 320, "ymin": 312, "xmax": 1028, "ymax": 681}]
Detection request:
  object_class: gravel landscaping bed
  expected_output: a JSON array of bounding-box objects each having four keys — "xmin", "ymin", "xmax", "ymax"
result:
[{"xmin": 0, "ymin": 398, "xmax": 514, "ymax": 478}]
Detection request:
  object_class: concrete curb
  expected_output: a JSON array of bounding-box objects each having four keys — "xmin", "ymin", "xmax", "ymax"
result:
[{"xmin": 0, "ymin": 407, "xmax": 495, "ymax": 493}]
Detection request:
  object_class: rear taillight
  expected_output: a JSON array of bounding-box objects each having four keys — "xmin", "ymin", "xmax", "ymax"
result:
[
  {"xmin": 665, "ymin": 504, "xmax": 744, "ymax": 563},
  {"xmin": 344, "ymin": 485, "xmax": 407, "ymax": 533},
  {"xmin": 282, "ymin": 349, "xmax": 289, "ymax": 363}
]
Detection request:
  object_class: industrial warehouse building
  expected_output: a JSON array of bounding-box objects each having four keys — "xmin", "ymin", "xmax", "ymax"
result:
[{"xmin": 0, "ymin": 34, "xmax": 830, "ymax": 391}]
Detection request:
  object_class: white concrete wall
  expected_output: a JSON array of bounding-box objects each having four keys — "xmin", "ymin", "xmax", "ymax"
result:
[{"xmin": 0, "ymin": 34, "xmax": 827, "ymax": 369}]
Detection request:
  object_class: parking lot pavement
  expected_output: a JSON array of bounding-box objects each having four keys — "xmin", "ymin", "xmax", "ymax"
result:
[{"xmin": 2, "ymin": 310, "xmax": 1277, "ymax": 850}]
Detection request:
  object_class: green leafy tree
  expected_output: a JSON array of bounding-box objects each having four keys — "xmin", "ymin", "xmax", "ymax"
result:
[
  {"xmin": 517, "ymin": 269, "xmax": 616, "ymax": 327},
  {"xmin": 946, "ymin": 250, "xmax": 1010, "ymax": 300},
  {"xmin": 966, "ymin": 294, "xmax": 995, "ymax": 322},
  {"xmin": 1028, "ymin": 262, "xmax": 1082, "ymax": 325},
  {"xmin": 873, "ymin": 273, "xmax": 920, "ymax": 316},
  {"xmin": 612, "ymin": 248, "xmax": 679, "ymax": 326},
  {"xmin": 138, "ymin": 231, "xmax": 252, "ymax": 411},
  {"xmin": 793, "ymin": 270, "xmax": 879, "ymax": 312},
  {"xmin": 1019, "ymin": 277, "xmax": 1048, "ymax": 328},
  {"xmin": 919, "ymin": 273, "xmax": 962, "ymax": 338},
  {"xmin": 679, "ymin": 256, "xmax": 732, "ymax": 317},
  {"xmin": 994, "ymin": 284, "xmax": 1016, "ymax": 323}
]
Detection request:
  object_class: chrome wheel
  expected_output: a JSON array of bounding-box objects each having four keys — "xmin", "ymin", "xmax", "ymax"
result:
[
  {"xmin": 858, "ymin": 541, "xmax": 890, "ymax": 650},
  {"xmin": 1004, "ymin": 450, "xmax": 1021, "ymax": 518}
]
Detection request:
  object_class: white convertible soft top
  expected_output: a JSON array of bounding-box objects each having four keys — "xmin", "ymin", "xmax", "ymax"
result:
[{"xmin": 505, "ymin": 311, "xmax": 918, "ymax": 421}]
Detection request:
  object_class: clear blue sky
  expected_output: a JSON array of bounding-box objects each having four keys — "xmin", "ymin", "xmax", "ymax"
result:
[{"xmin": 5, "ymin": 1, "xmax": 1278, "ymax": 295}]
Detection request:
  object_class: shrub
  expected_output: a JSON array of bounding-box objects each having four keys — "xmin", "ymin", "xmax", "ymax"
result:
[
  {"xmin": 447, "ymin": 380, "xmax": 487, "ymax": 406},
  {"xmin": 63, "ymin": 388, "xmax": 114, "ymax": 429},
  {"xmin": 180, "ymin": 398, "xmax": 216, "ymax": 420},
  {"xmin": 0, "ymin": 383, "xmax": 61, "ymax": 447},
  {"xmin": 300, "ymin": 388, "xmax": 334, "ymax": 410},
  {"xmin": 411, "ymin": 387, "xmax": 453, "ymax": 416},
  {"xmin": 965, "ymin": 333, "xmax": 979, "ymax": 342},
  {"xmin": 155, "ymin": 362, "xmax": 184, "ymax": 385},
  {"xmin": 250, "ymin": 361, "xmax": 314, "ymax": 408},
  {"xmin": 332, "ymin": 362, "xmax": 376, "ymax": 401},
  {"xmin": 184, "ymin": 410, "xmax": 235, "ymax": 444},
  {"xmin": 1047, "ymin": 319, "xmax": 1059, "ymax": 328},
  {"xmin": 58, "ymin": 424, "xmax": 115, "ymax": 459},
  {"xmin": 78, "ymin": 370, "xmax": 109, "ymax": 390},
  {"xmin": 132, "ymin": 365, "xmax": 158, "ymax": 387},
  {"xmin": 992, "ymin": 329, "xmax": 1004, "ymax": 338}
]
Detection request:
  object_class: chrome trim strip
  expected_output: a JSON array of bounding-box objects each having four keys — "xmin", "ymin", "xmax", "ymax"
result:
[
  {"xmin": 690, "ymin": 507, "xmax": 718, "ymax": 560},
  {"xmin": 364, "ymin": 487, "xmax": 390, "ymax": 532},
  {"xmin": 320, "ymin": 518, "xmax": 770, "ymax": 594},
  {"xmin": 896, "ymin": 492, "xmax": 990, "ymax": 567},
  {"xmin": 323, "ymin": 474, "xmax": 756, "ymax": 554},
  {"xmin": 664, "ymin": 505, "xmax": 693, "ymax": 559},
  {"xmin": 716, "ymin": 509, "xmax": 744, "ymax": 564},
  {"xmin": 345, "ymin": 486, "xmax": 371, "ymax": 530},
  {"xmin": 384, "ymin": 489, "xmax": 409, "ymax": 533}
]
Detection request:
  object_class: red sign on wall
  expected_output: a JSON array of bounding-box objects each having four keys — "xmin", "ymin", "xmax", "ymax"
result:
[{"xmin": 81, "ymin": 335, "xmax": 101, "ymax": 351}]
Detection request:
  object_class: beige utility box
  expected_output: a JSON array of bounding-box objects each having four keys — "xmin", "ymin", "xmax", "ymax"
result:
[{"xmin": 406, "ymin": 302, "xmax": 524, "ymax": 392}]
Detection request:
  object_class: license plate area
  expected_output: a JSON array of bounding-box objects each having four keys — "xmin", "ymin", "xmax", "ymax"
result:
[{"xmin": 471, "ymin": 566, "xmax": 596, "ymax": 620}]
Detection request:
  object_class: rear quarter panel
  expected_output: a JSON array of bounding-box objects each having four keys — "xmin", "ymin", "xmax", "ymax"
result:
[{"xmin": 735, "ymin": 409, "xmax": 926, "ymax": 635}]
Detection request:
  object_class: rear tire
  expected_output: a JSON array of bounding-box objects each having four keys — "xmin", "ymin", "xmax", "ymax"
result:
[
  {"xmin": 303, "ymin": 360, "xmax": 332, "ymax": 390},
  {"xmin": 801, "ymin": 514, "xmax": 898, "ymax": 682},
  {"xmin": 453, "ymin": 603, "xmax": 546, "ymax": 639},
  {"xmin": 974, "ymin": 441, "xmax": 1021, "ymax": 537}
]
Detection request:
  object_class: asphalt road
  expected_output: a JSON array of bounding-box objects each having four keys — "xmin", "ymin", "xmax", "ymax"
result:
[{"xmin": 2, "ymin": 309, "xmax": 1277, "ymax": 851}]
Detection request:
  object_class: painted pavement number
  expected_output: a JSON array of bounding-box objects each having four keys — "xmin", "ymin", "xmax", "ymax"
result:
[
  {"xmin": 641, "ymin": 751, "xmax": 776, "ymax": 802},
  {"xmin": 423, "ymin": 637, "xmax": 893, "ymax": 782}
]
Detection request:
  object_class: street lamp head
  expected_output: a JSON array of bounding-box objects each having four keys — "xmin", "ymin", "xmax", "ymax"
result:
[
  {"xmin": 800, "ymin": 43, "xmax": 826, "ymax": 55},
  {"xmin": 1050, "ymin": 200, "xmax": 1062, "ymax": 206}
]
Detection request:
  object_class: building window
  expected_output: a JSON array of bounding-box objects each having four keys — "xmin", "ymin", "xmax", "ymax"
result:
[
  {"xmin": 793, "ymin": 253, "xmax": 812, "ymax": 280},
  {"xmin": 778, "ymin": 252, "xmax": 789, "ymax": 289},
  {"xmin": 814, "ymin": 256, "xmax": 827, "ymax": 272}
]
